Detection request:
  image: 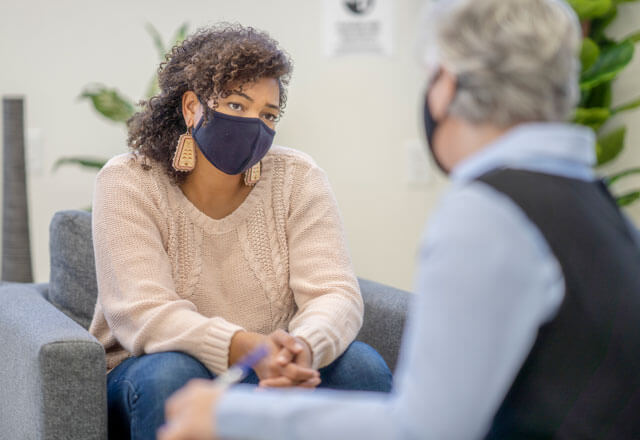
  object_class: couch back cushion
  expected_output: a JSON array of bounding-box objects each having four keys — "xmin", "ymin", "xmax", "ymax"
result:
[{"xmin": 49, "ymin": 210, "xmax": 98, "ymax": 329}]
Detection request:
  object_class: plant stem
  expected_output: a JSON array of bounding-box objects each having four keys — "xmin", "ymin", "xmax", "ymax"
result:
[
  {"xmin": 627, "ymin": 30, "xmax": 640, "ymax": 43},
  {"xmin": 53, "ymin": 157, "xmax": 108, "ymax": 171},
  {"xmin": 611, "ymin": 96, "xmax": 640, "ymax": 115},
  {"xmin": 607, "ymin": 167, "xmax": 640, "ymax": 185},
  {"xmin": 616, "ymin": 190, "xmax": 640, "ymax": 207},
  {"xmin": 581, "ymin": 20, "xmax": 591, "ymax": 38}
]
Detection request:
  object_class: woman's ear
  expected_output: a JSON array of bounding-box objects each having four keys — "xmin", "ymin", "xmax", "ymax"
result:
[
  {"xmin": 429, "ymin": 68, "xmax": 457, "ymax": 120},
  {"xmin": 181, "ymin": 91, "xmax": 200, "ymax": 128}
]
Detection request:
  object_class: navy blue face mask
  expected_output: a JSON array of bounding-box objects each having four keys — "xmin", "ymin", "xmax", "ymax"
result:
[
  {"xmin": 192, "ymin": 103, "xmax": 276, "ymax": 175},
  {"xmin": 423, "ymin": 69, "xmax": 451, "ymax": 175}
]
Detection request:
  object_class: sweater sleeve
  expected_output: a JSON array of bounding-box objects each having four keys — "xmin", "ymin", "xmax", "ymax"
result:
[
  {"xmin": 286, "ymin": 162, "xmax": 363, "ymax": 369},
  {"xmin": 92, "ymin": 158, "xmax": 244, "ymax": 374}
]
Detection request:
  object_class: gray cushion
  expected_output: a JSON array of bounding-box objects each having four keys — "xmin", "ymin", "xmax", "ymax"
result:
[
  {"xmin": 0, "ymin": 283, "xmax": 107, "ymax": 440},
  {"xmin": 49, "ymin": 210, "xmax": 98, "ymax": 330},
  {"xmin": 357, "ymin": 278, "xmax": 411, "ymax": 372}
]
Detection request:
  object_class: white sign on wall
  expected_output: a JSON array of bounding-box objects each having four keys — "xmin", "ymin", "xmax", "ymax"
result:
[{"xmin": 323, "ymin": 0, "xmax": 393, "ymax": 57}]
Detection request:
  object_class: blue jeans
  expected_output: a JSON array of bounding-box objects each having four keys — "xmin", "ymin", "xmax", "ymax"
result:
[{"xmin": 107, "ymin": 341, "xmax": 392, "ymax": 439}]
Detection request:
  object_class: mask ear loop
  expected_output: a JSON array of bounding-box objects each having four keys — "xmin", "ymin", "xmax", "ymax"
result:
[
  {"xmin": 425, "ymin": 68, "xmax": 444, "ymax": 126},
  {"xmin": 196, "ymin": 95, "xmax": 215, "ymax": 127},
  {"xmin": 424, "ymin": 68, "xmax": 448, "ymax": 174},
  {"xmin": 424, "ymin": 68, "xmax": 461, "ymax": 175}
]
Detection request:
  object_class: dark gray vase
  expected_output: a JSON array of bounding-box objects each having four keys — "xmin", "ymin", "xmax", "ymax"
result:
[{"xmin": 2, "ymin": 96, "xmax": 33, "ymax": 282}]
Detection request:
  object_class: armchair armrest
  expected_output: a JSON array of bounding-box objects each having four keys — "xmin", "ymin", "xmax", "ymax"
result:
[
  {"xmin": 357, "ymin": 278, "xmax": 412, "ymax": 373},
  {"xmin": 0, "ymin": 283, "xmax": 107, "ymax": 440}
]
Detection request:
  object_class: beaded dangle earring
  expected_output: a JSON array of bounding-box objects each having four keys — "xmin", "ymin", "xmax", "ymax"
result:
[
  {"xmin": 244, "ymin": 162, "xmax": 262, "ymax": 186},
  {"xmin": 172, "ymin": 126, "xmax": 196, "ymax": 172}
]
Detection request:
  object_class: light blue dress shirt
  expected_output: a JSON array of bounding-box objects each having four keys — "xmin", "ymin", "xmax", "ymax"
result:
[{"xmin": 217, "ymin": 123, "xmax": 598, "ymax": 439}]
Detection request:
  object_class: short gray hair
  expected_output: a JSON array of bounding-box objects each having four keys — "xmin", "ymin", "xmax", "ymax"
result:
[{"xmin": 420, "ymin": 0, "xmax": 582, "ymax": 126}]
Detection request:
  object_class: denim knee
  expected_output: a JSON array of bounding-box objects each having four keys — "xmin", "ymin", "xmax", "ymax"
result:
[
  {"xmin": 107, "ymin": 351, "xmax": 213, "ymax": 440},
  {"xmin": 129, "ymin": 351, "xmax": 212, "ymax": 397},
  {"xmin": 319, "ymin": 341, "xmax": 393, "ymax": 392}
]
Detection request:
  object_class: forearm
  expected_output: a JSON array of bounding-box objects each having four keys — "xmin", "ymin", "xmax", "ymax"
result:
[
  {"xmin": 288, "ymin": 292, "xmax": 362, "ymax": 369},
  {"xmin": 103, "ymin": 296, "xmax": 243, "ymax": 374},
  {"xmin": 217, "ymin": 387, "xmax": 397, "ymax": 440},
  {"xmin": 228, "ymin": 331, "xmax": 265, "ymax": 367}
]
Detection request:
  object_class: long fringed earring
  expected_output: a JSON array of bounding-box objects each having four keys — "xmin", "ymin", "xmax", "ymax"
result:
[
  {"xmin": 172, "ymin": 127, "xmax": 196, "ymax": 172},
  {"xmin": 244, "ymin": 162, "xmax": 262, "ymax": 186}
]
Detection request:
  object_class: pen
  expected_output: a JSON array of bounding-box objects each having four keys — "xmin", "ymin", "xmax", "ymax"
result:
[{"xmin": 213, "ymin": 344, "xmax": 269, "ymax": 387}]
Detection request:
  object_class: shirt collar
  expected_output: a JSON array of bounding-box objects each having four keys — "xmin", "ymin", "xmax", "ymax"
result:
[{"xmin": 450, "ymin": 122, "xmax": 597, "ymax": 183}]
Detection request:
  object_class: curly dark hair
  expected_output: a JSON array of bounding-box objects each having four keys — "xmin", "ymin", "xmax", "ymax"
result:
[{"xmin": 127, "ymin": 23, "xmax": 293, "ymax": 184}]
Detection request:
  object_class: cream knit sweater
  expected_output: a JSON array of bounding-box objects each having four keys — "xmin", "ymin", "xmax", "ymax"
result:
[{"xmin": 88, "ymin": 146, "xmax": 363, "ymax": 375}]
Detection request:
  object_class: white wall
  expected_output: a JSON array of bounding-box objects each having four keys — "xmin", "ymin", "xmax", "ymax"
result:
[{"xmin": 1, "ymin": 0, "xmax": 639, "ymax": 291}]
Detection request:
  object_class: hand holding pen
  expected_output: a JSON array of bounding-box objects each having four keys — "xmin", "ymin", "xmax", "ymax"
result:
[
  {"xmin": 159, "ymin": 340, "xmax": 317, "ymax": 440},
  {"xmin": 159, "ymin": 344, "xmax": 268, "ymax": 440},
  {"xmin": 214, "ymin": 343, "xmax": 270, "ymax": 387}
]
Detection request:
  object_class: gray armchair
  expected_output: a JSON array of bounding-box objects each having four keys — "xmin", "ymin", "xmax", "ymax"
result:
[{"xmin": 0, "ymin": 210, "xmax": 410, "ymax": 440}]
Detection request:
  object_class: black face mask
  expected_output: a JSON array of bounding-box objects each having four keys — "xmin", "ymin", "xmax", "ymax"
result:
[
  {"xmin": 422, "ymin": 70, "xmax": 450, "ymax": 175},
  {"xmin": 193, "ymin": 100, "xmax": 275, "ymax": 175}
]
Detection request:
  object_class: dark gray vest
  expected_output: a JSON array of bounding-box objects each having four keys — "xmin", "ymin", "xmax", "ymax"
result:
[{"xmin": 478, "ymin": 169, "xmax": 640, "ymax": 440}]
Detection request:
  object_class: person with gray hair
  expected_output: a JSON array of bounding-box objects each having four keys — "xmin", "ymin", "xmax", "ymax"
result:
[{"xmin": 159, "ymin": 0, "xmax": 640, "ymax": 438}]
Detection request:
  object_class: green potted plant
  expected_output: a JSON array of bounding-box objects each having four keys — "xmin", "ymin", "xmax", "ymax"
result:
[
  {"xmin": 54, "ymin": 23, "xmax": 188, "ymax": 174},
  {"xmin": 570, "ymin": 0, "xmax": 640, "ymax": 205}
]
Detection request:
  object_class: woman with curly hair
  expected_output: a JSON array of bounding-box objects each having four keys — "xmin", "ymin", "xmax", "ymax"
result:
[{"xmin": 88, "ymin": 24, "xmax": 392, "ymax": 439}]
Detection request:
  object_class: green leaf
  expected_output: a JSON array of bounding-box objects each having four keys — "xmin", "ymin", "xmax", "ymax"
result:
[
  {"xmin": 580, "ymin": 38, "xmax": 601, "ymax": 72},
  {"xmin": 145, "ymin": 23, "xmax": 166, "ymax": 61},
  {"xmin": 172, "ymin": 22, "xmax": 189, "ymax": 46},
  {"xmin": 626, "ymin": 30, "xmax": 640, "ymax": 43},
  {"xmin": 573, "ymin": 107, "xmax": 611, "ymax": 130},
  {"xmin": 146, "ymin": 22, "xmax": 188, "ymax": 62},
  {"xmin": 596, "ymin": 126, "xmax": 626, "ymax": 165},
  {"xmin": 143, "ymin": 23, "xmax": 189, "ymax": 99},
  {"xmin": 80, "ymin": 85, "xmax": 135, "ymax": 122},
  {"xmin": 583, "ymin": 81, "xmax": 613, "ymax": 108},
  {"xmin": 568, "ymin": 0, "xmax": 613, "ymax": 19},
  {"xmin": 53, "ymin": 157, "xmax": 108, "ymax": 172},
  {"xmin": 616, "ymin": 190, "xmax": 640, "ymax": 206},
  {"xmin": 580, "ymin": 40, "xmax": 635, "ymax": 90},
  {"xmin": 611, "ymin": 96, "xmax": 640, "ymax": 115},
  {"xmin": 607, "ymin": 167, "xmax": 640, "ymax": 185},
  {"xmin": 589, "ymin": 6, "xmax": 618, "ymax": 43}
]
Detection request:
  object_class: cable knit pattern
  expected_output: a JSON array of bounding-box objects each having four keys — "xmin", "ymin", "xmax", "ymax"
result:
[{"xmin": 88, "ymin": 146, "xmax": 363, "ymax": 374}]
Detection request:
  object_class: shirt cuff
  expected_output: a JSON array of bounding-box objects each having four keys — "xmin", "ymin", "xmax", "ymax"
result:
[
  {"xmin": 289, "ymin": 325, "xmax": 331, "ymax": 370},
  {"xmin": 199, "ymin": 319, "xmax": 245, "ymax": 375}
]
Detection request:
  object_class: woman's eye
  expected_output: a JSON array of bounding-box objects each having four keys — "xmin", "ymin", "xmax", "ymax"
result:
[
  {"xmin": 262, "ymin": 112, "xmax": 278, "ymax": 122},
  {"xmin": 228, "ymin": 102, "xmax": 243, "ymax": 111}
]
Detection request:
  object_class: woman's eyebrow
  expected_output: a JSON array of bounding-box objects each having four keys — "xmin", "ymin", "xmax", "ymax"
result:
[
  {"xmin": 230, "ymin": 92, "xmax": 279, "ymax": 111},
  {"xmin": 231, "ymin": 91, "xmax": 254, "ymax": 101}
]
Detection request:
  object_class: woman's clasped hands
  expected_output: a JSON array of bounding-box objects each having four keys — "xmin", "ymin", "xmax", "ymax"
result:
[{"xmin": 229, "ymin": 329, "xmax": 321, "ymax": 388}]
